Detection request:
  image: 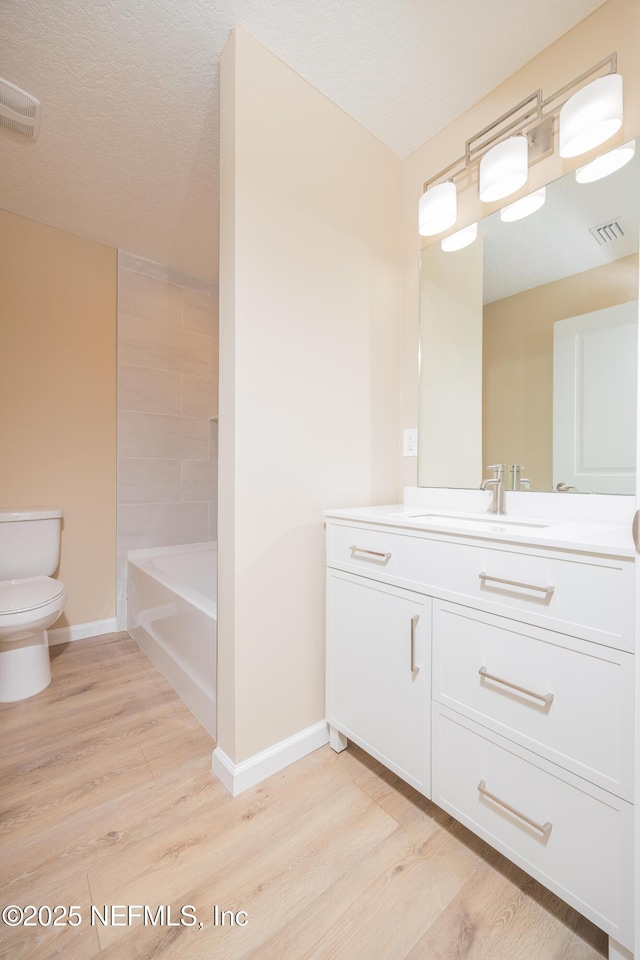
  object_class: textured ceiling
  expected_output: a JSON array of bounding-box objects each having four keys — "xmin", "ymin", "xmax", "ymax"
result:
[
  {"xmin": 482, "ymin": 138, "xmax": 640, "ymax": 303},
  {"xmin": 0, "ymin": 0, "xmax": 607, "ymax": 281}
]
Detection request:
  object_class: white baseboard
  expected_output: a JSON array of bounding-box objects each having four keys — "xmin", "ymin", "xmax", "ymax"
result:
[
  {"xmin": 212, "ymin": 720, "xmax": 329, "ymax": 797},
  {"xmin": 48, "ymin": 618, "xmax": 119, "ymax": 646}
]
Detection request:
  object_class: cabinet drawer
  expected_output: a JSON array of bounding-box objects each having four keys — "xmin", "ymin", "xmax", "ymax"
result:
[
  {"xmin": 432, "ymin": 706, "xmax": 633, "ymax": 948},
  {"xmin": 447, "ymin": 544, "xmax": 633, "ymax": 650},
  {"xmin": 327, "ymin": 521, "xmax": 634, "ymax": 648},
  {"xmin": 432, "ymin": 602, "xmax": 634, "ymax": 799},
  {"xmin": 327, "ymin": 522, "xmax": 437, "ymax": 588}
]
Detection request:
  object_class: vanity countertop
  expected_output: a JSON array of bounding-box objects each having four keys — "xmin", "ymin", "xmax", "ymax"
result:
[{"xmin": 324, "ymin": 503, "xmax": 635, "ymax": 559}]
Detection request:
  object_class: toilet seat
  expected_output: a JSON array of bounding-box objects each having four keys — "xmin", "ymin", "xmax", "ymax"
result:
[{"xmin": 0, "ymin": 577, "xmax": 65, "ymax": 615}]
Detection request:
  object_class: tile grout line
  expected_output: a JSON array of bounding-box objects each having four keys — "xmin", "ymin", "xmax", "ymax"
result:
[
  {"xmin": 118, "ymin": 258, "xmax": 213, "ymax": 294},
  {"xmin": 120, "ymin": 312, "xmax": 212, "ymax": 343},
  {"xmin": 118, "ymin": 361, "xmax": 217, "ymax": 383}
]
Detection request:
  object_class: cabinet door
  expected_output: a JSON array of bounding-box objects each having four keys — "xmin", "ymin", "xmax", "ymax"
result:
[{"xmin": 327, "ymin": 570, "xmax": 430, "ymax": 795}]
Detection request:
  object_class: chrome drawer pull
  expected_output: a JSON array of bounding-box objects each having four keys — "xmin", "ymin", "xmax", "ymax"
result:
[
  {"xmin": 479, "ymin": 572, "xmax": 555, "ymax": 597},
  {"xmin": 349, "ymin": 545, "xmax": 392, "ymax": 562},
  {"xmin": 410, "ymin": 615, "xmax": 419, "ymax": 673},
  {"xmin": 633, "ymin": 510, "xmax": 640, "ymax": 553},
  {"xmin": 479, "ymin": 666, "xmax": 554, "ymax": 705},
  {"xmin": 478, "ymin": 780, "xmax": 552, "ymax": 839}
]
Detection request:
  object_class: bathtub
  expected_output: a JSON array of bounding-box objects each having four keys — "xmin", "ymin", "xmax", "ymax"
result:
[{"xmin": 127, "ymin": 542, "xmax": 216, "ymax": 739}]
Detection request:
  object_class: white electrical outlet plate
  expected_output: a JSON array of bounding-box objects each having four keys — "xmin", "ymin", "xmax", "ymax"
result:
[{"xmin": 403, "ymin": 428, "xmax": 418, "ymax": 457}]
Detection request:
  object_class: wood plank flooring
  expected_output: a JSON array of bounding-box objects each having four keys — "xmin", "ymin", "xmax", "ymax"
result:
[{"xmin": 0, "ymin": 633, "xmax": 607, "ymax": 960}]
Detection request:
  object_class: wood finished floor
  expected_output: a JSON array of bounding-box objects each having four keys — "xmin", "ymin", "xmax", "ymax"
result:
[{"xmin": 0, "ymin": 633, "xmax": 607, "ymax": 960}]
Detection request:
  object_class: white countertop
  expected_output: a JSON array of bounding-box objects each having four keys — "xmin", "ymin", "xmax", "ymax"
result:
[{"xmin": 324, "ymin": 503, "xmax": 636, "ymax": 558}]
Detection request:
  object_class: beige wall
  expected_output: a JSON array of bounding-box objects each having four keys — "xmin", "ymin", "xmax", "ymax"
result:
[
  {"xmin": 418, "ymin": 237, "xmax": 483, "ymax": 487},
  {"xmin": 401, "ymin": 0, "xmax": 640, "ymax": 489},
  {"xmin": 116, "ymin": 253, "xmax": 218, "ymax": 626},
  {"xmin": 483, "ymin": 254, "xmax": 639, "ymax": 490},
  {"xmin": 0, "ymin": 208, "xmax": 117, "ymax": 627},
  {"xmin": 219, "ymin": 27, "xmax": 402, "ymax": 762}
]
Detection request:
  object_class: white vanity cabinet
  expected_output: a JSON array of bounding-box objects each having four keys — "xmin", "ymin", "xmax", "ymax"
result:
[
  {"xmin": 327, "ymin": 570, "xmax": 430, "ymax": 794},
  {"xmin": 325, "ymin": 510, "xmax": 635, "ymax": 956}
]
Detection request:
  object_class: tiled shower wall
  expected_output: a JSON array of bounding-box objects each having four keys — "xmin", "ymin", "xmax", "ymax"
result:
[{"xmin": 116, "ymin": 252, "xmax": 219, "ymax": 626}]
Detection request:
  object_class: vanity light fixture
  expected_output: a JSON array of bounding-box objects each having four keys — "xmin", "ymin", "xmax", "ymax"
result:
[
  {"xmin": 500, "ymin": 186, "xmax": 546, "ymax": 222},
  {"xmin": 418, "ymin": 53, "xmax": 622, "ymax": 237},
  {"xmin": 440, "ymin": 222, "xmax": 478, "ymax": 252},
  {"xmin": 479, "ymin": 135, "xmax": 528, "ymax": 202},
  {"xmin": 419, "ymin": 181, "xmax": 457, "ymax": 237},
  {"xmin": 575, "ymin": 139, "xmax": 635, "ymax": 183},
  {"xmin": 559, "ymin": 73, "xmax": 623, "ymax": 158}
]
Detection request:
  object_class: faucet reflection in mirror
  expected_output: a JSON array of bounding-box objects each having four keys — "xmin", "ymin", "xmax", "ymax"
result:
[
  {"xmin": 419, "ymin": 54, "xmax": 622, "ymax": 237},
  {"xmin": 418, "ymin": 136, "xmax": 639, "ymax": 494}
]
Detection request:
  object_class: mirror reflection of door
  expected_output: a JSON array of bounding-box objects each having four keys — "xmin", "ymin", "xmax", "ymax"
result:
[
  {"xmin": 553, "ymin": 302, "xmax": 638, "ymax": 494},
  {"xmin": 418, "ymin": 136, "xmax": 640, "ymax": 493}
]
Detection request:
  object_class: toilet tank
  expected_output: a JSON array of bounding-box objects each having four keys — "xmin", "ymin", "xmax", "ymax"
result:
[{"xmin": 0, "ymin": 509, "xmax": 63, "ymax": 580}]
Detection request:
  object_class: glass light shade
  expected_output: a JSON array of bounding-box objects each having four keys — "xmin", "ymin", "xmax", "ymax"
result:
[
  {"xmin": 575, "ymin": 140, "xmax": 635, "ymax": 183},
  {"xmin": 500, "ymin": 187, "xmax": 546, "ymax": 222},
  {"xmin": 479, "ymin": 135, "xmax": 529, "ymax": 203},
  {"xmin": 418, "ymin": 181, "xmax": 457, "ymax": 236},
  {"xmin": 440, "ymin": 222, "xmax": 478, "ymax": 252},
  {"xmin": 559, "ymin": 73, "xmax": 623, "ymax": 158}
]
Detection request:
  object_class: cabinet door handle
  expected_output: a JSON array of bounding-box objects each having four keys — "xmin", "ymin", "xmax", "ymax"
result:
[
  {"xmin": 633, "ymin": 511, "xmax": 640, "ymax": 553},
  {"xmin": 349, "ymin": 545, "xmax": 392, "ymax": 562},
  {"xmin": 479, "ymin": 572, "xmax": 555, "ymax": 597},
  {"xmin": 479, "ymin": 666, "xmax": 554, "ymax": 705},
  {"xmin": 410, "ymin": 614, "xmax": 419, "ymax": 673},
  {"xmin": 478, "ymin": 780, "xmax": 552, "ymax": 839}
]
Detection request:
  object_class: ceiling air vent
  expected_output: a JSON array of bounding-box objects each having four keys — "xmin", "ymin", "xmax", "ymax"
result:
[
  {"xmin": 589, "ymin": 218, "xmax": 625, "ymax": 246},
  {"xmin": 0, "ymin": 78, "xmax": 41, "ymax": 139}
]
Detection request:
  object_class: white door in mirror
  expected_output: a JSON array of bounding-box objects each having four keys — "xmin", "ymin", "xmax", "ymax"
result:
[{"xmin": 553, "ymin": 301, "xmax": 637, "ymax": 494}]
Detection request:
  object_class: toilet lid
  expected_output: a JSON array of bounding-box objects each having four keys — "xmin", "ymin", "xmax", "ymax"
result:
[{"xmin": 0, "ymin": 577, "xmax": 65, "ymax": 614}]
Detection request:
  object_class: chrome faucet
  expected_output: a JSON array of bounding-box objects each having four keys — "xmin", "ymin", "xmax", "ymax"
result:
[
  {"xmin": 480, "ymin": 463, "xmax": 506, "ymax": 514},
  {"xmin": 509, "ymin": 464, "xmax": 531, "ymax": 491}
]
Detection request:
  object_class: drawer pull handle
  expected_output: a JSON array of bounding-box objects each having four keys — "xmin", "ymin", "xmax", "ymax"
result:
[
  {"xmin": 410, "ymin": 615, "xmax": 419, "ymax": 673},
  {"xmin": 633, "ymin": 511, "xmax": 640, "ymax": 553},
  {"xmin": 479, "ymin": 666, "xmax": 554, "ymax": 705},
  {"xmin": 350, "ymin": 545, "xmax": 392, "ymax": 562},
  {"xmin": 478, "ymin": 780, "xmax": 552, "ymax": 839},
  {"xmin": 479, "ymin": 572, "xmax": 555, "ymax": 597}
]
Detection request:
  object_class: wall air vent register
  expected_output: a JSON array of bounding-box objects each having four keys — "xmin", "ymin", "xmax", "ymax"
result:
[
  {"xmin": 0, "ymin": 78, "xmax": 41, "ymax": 139},
  {"xmin": 589, "ymin": 218, "xmax": 625, "ymax": 245}
]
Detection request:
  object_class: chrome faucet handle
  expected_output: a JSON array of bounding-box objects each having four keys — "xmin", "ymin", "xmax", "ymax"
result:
[
  {"xmin": 481, "ymin": 465, "xmax": 504, "ymax": 491},
  {"xmin": 519, "ymin": 477, "xmax": 532, "ymax": 490},
  {"xmin": 485, "ymin": 464, "xmax": 506, "ymax": 479}
]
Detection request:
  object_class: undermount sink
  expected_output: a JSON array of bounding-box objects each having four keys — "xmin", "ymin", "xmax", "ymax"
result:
[{"xmin": 408, "ymin": 513, "xmax": 551, "ymax": 531}]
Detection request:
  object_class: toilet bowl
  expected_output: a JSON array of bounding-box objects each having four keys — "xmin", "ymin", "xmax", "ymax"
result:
[{"xmin": 0, "ymin": 509, "xmax": 65, "ymax": 702}]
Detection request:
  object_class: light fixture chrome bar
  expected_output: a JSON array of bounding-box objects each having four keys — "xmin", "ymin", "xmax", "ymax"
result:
[
  {"xmin": 541, "ymin": 52, "xmax": 617, "ymax": 111},
  {"xmin": 465, "ymin": 91, "xmax": 542, "ymax": 165},
  {"xmin": 422, "ymin": 52, "xmax": 617, "ymax": 193}
]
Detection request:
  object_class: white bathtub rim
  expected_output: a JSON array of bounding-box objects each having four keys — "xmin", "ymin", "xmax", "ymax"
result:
[
  {"xmin": 128, "ymin": 541, "xmax": 215, "ymax": 560},
  {"xmin": 128, "ymin": 542, "xmax": 217, "ymax": 620}
]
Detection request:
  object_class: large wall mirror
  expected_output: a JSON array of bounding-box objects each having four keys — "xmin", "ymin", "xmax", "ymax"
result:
[{"xmin": 418, "ymin": 137, "xmax": 640, "ymax": 494}]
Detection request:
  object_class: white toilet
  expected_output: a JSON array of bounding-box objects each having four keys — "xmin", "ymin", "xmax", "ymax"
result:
[{"xmin": 0, "ymin": 509, "xmax": 66, "ymax": 702}]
